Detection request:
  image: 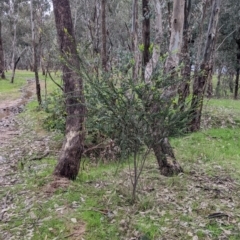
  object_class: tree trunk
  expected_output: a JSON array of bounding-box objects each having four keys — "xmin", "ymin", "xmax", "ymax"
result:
[
  {"xmin": 0, "ymin": 21, "xmax": 5, "ymax": 79},
  {"xmin": 215, "ymin": 67, "xmax": 222, "ymax": 97},
  {"xmin": 234, "ymin": 40, "xmax": 240, "ymax": 99},
  {"xmin": 52, "ymin": 0, "xmax": 85, "ymax": 180},
  {"xmin": 234, "ymin": 68, "xmax": 239, "ymax": 100},
  {"xmin": 10, "ymin": 21, "xmax": 17, "ymax": 83},
  {"xmin": 229, "ymin": 72, "xmax": 234, "ymax": 93},
  {"xmin": 178, "ymin": 0, "xmax": 191, "ymax": 109},
  {"xmin": 144, "ymin": 0, "xmax": 163, "ymax": 83},
  {"xmin": 193, "ymin": 1, "xmax": 207, "ymax": 80},
  {"xmin": 30, "ymin": 0, "xmax": 42, "ymax": 106},
  {"xmin": 153, "ymin": 138, "xmax": 183, "ymax": 176},
  {"xmin": 144, "ymin": 0, "xmax": 184, "ymax": 176},
  {"xmin": 142, "ymin": 0, "xmax": 150, "ymax": 77},
  {"xmin": 101, "ymin": 0, "xmax": 107, "ymax": 71},
  {"xmin": 93, "ymin": 0, "xmax": 101, "ymax": 55},
  {"xmin": 156, "ymin": 0, "xmax": 185, "ymax": 175},
  {"xmin": 190, "ymin": 0, "xmax": 221, "ymax": 132},
  {"xmin": 132, "ymin": 0, "xmax": 139, "ymax": 81},
  {"xmin": 165, "ymin": 0, "xmax": 185, "ymax": 72}
]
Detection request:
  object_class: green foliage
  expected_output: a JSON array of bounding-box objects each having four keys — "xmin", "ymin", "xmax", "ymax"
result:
[
  {"xmin": 138, "ymin": 43, "xmax": 154, "ymax": 54},
  {"xmin": 85, "ymin": 69, "xmax": 189, "ymax": 158},
  {"xmin": 42, "ymin": 89, "xmax": 66, "ymax": 132}
]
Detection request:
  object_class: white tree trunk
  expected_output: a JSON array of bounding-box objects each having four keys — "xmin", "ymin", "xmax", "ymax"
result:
[
  {"xmin": 165, "ymin": 0, "xmax": 185, "ymax": 73},
  {"xmin": 144, "ymin": 0, "xmax": 163, "ymax": 83}
]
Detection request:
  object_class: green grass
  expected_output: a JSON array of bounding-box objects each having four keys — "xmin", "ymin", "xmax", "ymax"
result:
[
  {"xmin": 172, "ymin": 128, "xmax": 240, "ymax": 177},
  {"xmin": 1, "ymin": 70, "xmax": 240, "ymax": 239},
  {"xmin": 0, "ymin": 70, "xmax": 62, "ymax": 101}
]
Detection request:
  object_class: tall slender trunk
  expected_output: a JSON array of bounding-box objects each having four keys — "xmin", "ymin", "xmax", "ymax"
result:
[
  {"xmin": 0, "ymin": 21, "xmax": 5, "ymax": 79},
  {"xmin": 52, "ymin": 0, "xmax": 85, "ymax": 180},
  {"xmin": 101, "ymin": 0, "xmax": 107, "ymax": 71},
  {"xmin": 215, "ymin": 66, "xmax": 222, "ymax": 97},
  {"xmin": 190, "ymin": 0, "xmax": 221, "ymax": 131},
  {"xmin": 94, "ymin": 0, "xmax": 101, "ymax": 55},
  {"xmin": 144, "ymin": 0, "xmax": 163, "ymax": 83},
  {"xmin": 165, "ymin": 0, "xmax": 185, "ymax": 72},
  {"xmin": 235, "ymin": 68, "xmax": 239, "ymax": 100},
  {"xmin": 142, "ymin": 0, "xmax": 150, "ymax": 77},
  {"xmin": 10, "ymin": 21, "xmax": 17, "ymax": 83},
  {"xmin": 194, "ymin": 1, "xmax": 207, "ymax": 79},
  {"xmin": 178, "ymin": 0, "xmax": 191, "ymax": 109},
  {"xmin": 234, "ymin": 40, "xmax": 240, "ymax": 99},
  {"xmin": 30, "ymin": 0, "xmax": 41, "ymax": 105},
  {"xmin": 132, "ymin": 0, "xmax": 139, "ymax": 81}
]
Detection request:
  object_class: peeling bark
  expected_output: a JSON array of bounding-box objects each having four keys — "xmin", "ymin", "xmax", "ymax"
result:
[{"xmin": 52, "ymin": 0, "xmax": 85, "ymax": 180}]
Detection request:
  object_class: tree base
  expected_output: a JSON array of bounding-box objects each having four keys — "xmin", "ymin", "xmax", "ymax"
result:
[
  {"xmin": 159, "ymin": 155, "xmax": 183, "ymax": 176},
  {"xmin": 153, "ymin": 138, "xmax": 183, "ymax": 177}
]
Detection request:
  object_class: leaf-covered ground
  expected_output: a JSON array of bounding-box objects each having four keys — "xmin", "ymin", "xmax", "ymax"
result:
[{"xmin": 0, "ymin": 75, "xmax": 240, "ymax": 239}]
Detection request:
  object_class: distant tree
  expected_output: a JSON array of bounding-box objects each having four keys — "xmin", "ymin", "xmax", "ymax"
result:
[
  {"xmin": 30, "ymin": 0, "xmax": 41, "ymax": 105},
  {"xmin": 52, "ymin": 0, "xmax": 85, "ymax": 180},
  {"xmin": 0, "ymin": 21, "xmax": 5, "ymax": 79},
  {"xmin": 101, "ymin": 0, "xmax": 107, "ymax": 71},
  {"xmin": 131, "ymin": 0, "xmax": 139, "ymax": 81},
  {"xmin": 142, "ymin": 0, "xmax": 150, "ymax": 77},
  {"xmin": 190, "ymin": 0, "xmax": 221, "ymax": 131}
]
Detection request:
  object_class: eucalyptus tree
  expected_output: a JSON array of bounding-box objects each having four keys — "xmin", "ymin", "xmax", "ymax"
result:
[
  {"xmin": 52, "ymin": 0, "xmax": 85, "ymax": 180},
  {"xmin": 0, "ymin": 21, "xmax": 5, "ymax": 79},
  {"xmin": 190, "ymin": 0, "xmax": 221, "ymax": 131},
  {"xmin": 4, "ymin": 0, "xmax": 27, "ymax": 83},
  {"xmin": 142, "ymin": 0, "xmax": 150, "ymax": 77},
  {"xmin": 215, "ymin": 0, "xmax": 240, "ymax": 99},
  {"xmin": 30, "ymin": 0, "xmax": 41, "ymax": 105}
]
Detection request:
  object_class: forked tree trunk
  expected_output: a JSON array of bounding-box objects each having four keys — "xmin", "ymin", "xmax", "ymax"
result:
[
  {"xmin": 155, "ymin": 0, "xmax": 184, "ymax": 176},
  {"xmin": 52, "ymin": 0, "xmax": 85, "ymax": 180},
  {"xmin": 0, "ymin": 21, "xmax": 5, "ymax": 79},
  {"xmin": 190, "ymin": 0, "xmax": 221, "ymax": 131},
  {"xmin": 144, "ymin": 0, "xmax": 184, "ymax": 176}
]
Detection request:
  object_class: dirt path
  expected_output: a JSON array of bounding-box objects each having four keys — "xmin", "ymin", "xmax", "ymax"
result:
[
  {"xmin": 0, "ymin": 80, "xmax": 35, "ymax": 147},
  {"xmin": 0, "ymin": 80, "xmax": 36, "ymax": 186}
]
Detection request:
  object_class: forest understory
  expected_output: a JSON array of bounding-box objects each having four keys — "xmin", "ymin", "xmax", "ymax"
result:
[{"xmin": 0, "ymin": 74, "xmax": 240, "ymax": 240}]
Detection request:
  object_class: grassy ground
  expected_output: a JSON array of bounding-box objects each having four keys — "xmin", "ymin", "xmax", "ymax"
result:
[
  {"xmin": 1, "ymin": 71, "xmax": 240, "ymax": 239},
  {"xmin": 0, "ymin": 70, "xmax": 62, "ymax": 101}
]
